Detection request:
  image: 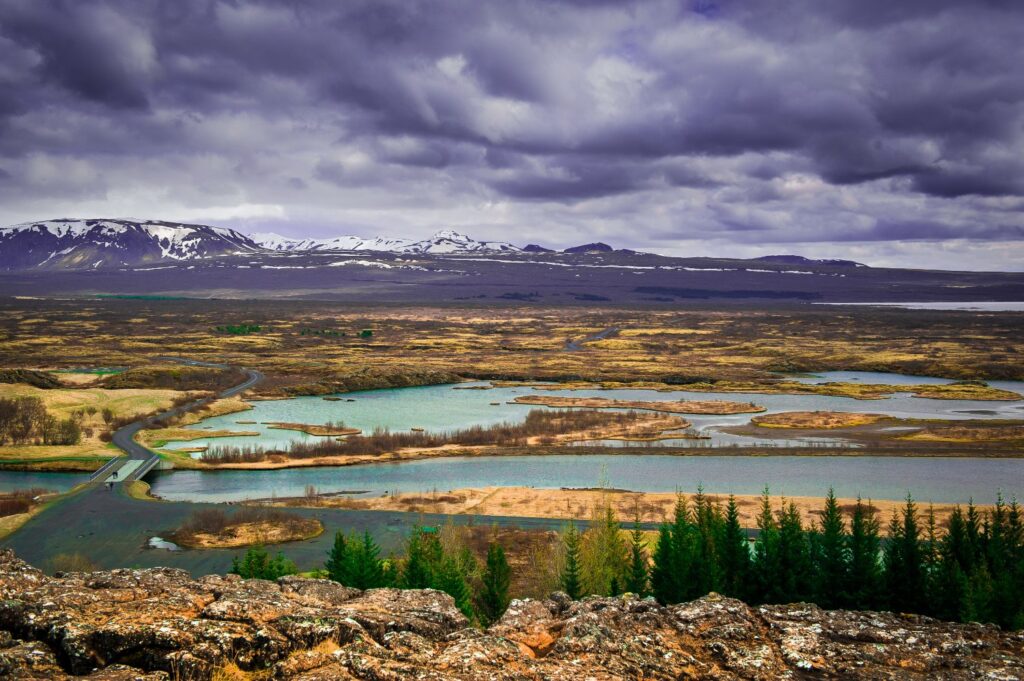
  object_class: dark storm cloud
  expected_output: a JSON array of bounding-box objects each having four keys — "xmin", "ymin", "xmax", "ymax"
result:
[
  {"xmin": 857, "ymin": 220, "xmax": 1024, "ymax": 243},
  {"xmin": 0, "ymin": 0, "xmax": 1022, "ymax": 261}
]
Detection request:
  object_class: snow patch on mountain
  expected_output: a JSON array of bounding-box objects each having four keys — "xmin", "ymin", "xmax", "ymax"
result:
[
  {"xmin": 252, "ymin": 229, "xmax": 519, "ymax": 254},
  {"xmin": 0, "ymin": 218, "xmax": 262, "ymax": 270}
]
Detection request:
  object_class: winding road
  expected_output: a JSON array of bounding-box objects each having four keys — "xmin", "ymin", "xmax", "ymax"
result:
[{"xmin": 90, "ymin": 358, "xmax": 263, "ymax": 484}]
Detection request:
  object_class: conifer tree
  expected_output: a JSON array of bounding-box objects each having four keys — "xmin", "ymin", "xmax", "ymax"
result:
[
  {"xmin": 478, "ymin": 542, "xmax": 511, "ymax": 626},
  {"xmin": 717, "ymin": 495, "xmax": 750, "ymax": 600},
  {"xmin": 625, "ymin": 519, "xmax": 649, "ymax": 596},
  {"xmin": 813, "ymin": 489, "xmax": 849, "ymax": 609},
  {"xmin": 232, "ymin": 545, "xmax": 296, "ymax": 579},
  {"xmin": 751, "ymin": 489, "xmax": 781, "ymax": 604},
  {"xmin": 433, "ymin": 554, "xmax": 474, "ymax": 618},
  {"xmin": 776, "ymin": 501, "xmax": 811, "ymax": 603},
  {"xmin": 885, "ymin": 495, "xmax": 927, "ymax": 614},
  {"xmin": 403, "ymin": 528, "xmax": 436, "ymax": 589},
  {"xmin": 691, "ymin": 487, "xmax": 722, "ymax": 596},
  {"xmin": 650, "ymin": 524, "xmax": 675, "ymax": 604},
  {"xmin": 325, "ymin": 531, "xmax": 349, "ymax": 584},
  {"xmin": 350, "ymin": 531, "xmax": 386, "ymax": 589},
  {"xmin": 670, "ymin": 495, "xmax": 698, "ymax": 601},
  {"xmin": 560, "ymin": 522, "xmax": 583, "ymax": 599},
  {"xmin": 932, "ymin": 508, "xmax": 974, "ymax": 623},
  {"xmin": 847, "ymin": 497, "xmax": 883, "ymax": 610},
  {"xmin": 983, "ymin": 495, "xmax": 1017, "ymax": 628},
  {"xmin": 581, "ymin": 503, "xmax": 627, "ymax": 596}
]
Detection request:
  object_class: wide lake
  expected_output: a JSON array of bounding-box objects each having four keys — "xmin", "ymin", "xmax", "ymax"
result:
[
  {"xmin": 4, "ymin": 372, "xmax": 1022, "ymax": 506},
  {"xmin": 148, "ymin": 454, "xmax": 1024, "ymax": 505},
  {"xmin": 162, "ymin": 372, "xmax": 1024, "ymax": 453}
]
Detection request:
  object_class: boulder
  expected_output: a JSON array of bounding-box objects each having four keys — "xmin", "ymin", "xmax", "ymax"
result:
[{"xmin": 0, "ymin": 549, "xmax": 1021, "ymax": 680}]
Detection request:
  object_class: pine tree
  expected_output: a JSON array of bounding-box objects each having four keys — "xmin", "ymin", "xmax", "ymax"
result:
[
  {"xmin": 670, "ymin": 494, "xmax": 698, "ymax": 601},
  {"xmin": 885, "ymin": 495, "xmax": 927, "ymax": 614},
  {"xmin": 433, "ymin": 554, "xmax": 474, "ymax": 619},
  {"xmin": 776, "ymin": 501, "xmax": 811, "ymax": 603},
  {"xmin": 813, "ymin": 488, "xmax": 849, "ymax": 609},
  {"xmin": 983, "ymin": 495, "xmax": 1016, "ymax": 628},
  {"xmin": 560, "ymin": 522, "xmax": 583, "ymax": 599},
  {"xmin": 349, "ymin": 531, "xmax": 385, "ymax": 589},
  {"xmin": 478, "ymin": 542, "xmax": 511, "ymax": 626},
  {"xmin": 751, "ymin": 489, "xmax": 781, "ymax": 604},
  {"xmin": 625, "ymin": 520, "xmax": 649, "ymax": 596},
  {"xmin": 932, "ymin": 509, "xmax": 975, "ymax": 623},
  {"xmin": 581, "ymin": 503, "xmax": 627, "ymax": 596},
  {"xmin": 650, "ymin": 524, "xmax": 675, "ymax": 604},
  {"xmin": 717, "ymin": 495, "xmax": 750, "ymax": 600},
  {"xmin": 847, "ymin": 497, "xmax": 883, "ymax": 610},
  {"xmin": 691, "ymin": 487, "xmax": 722, "ymax": 596},
  {"xmin": 232, "ymin": 545, "xmax": 297, "ymax": 579},
  {"xmin": 325, "ymin": 531, "xmax": 350, "ymax": 584},
  {"xmin": 403, "ymin": 528, "xmax": 436, "ymax": 589}
]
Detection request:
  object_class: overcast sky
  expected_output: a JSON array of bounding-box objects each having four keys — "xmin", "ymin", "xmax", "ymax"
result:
[{"xmin": 1, "ymin": 0, "xmax": 1023, "ymax": 270}]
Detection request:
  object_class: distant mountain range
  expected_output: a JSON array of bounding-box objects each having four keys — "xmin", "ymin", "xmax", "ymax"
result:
[
  {"xmin": 0, "ymin": 217, "xmax": 866, "ymax": 271},
  {"xmin": 4, "ymin": 218, "xmax": 1024, "ymax": 305},
  {"xmin": 0, "ymin": 219, "xmax": 261, "ymax": 270},
  {"xmin": 252, "ymin": 228, "xmax": 521, "ymax": 255}
]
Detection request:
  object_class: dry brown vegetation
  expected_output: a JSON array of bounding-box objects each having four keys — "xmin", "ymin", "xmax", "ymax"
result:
[
  {"xmin": 169, "ymin": 507, "xmax": 322, "ymax": 549},
  {"xmin": 901, "ymin": 424, "xmax": 1024, "ymax": 443},
  {"xmin": 265, "ymin": 421, "xmax": 361, "ymax": 436},
  {"xmin": 290, "ymin": 486, "xmax": 988, "ymax": 531},
  {"xmin": 1, "ymin": 299, "xmax": 1020, "ymax": 468},
  {"xmin": 1, "ymin": 300, "xmax": 1021, "ymax": 397},
  {"xmin": 751, "ymin": 411, "xmax": 886, "ymax": 429},
  {"xmin": 0, "ymin": 488, "xmax": 51, "ymax": 517},
  {"xmin": 199, "ymin": 409, "xmax": 691, "ymax": 464},
  {"xmin": 513, "ymin": 395, "xmax": 765, "ymax": 414}
]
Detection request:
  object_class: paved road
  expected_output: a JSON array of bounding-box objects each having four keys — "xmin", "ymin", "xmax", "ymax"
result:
[{"xmin": 93, "ymin": 358, "xmax": 263, "ymax": 483}]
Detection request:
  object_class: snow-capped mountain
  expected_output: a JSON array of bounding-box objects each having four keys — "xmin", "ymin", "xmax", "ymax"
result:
[
  {"xmin": 0, "ymin": 219, "xmax": 262, "ymax": 270},
  {"xmin": 252, "ymin": 233, "xmax": 416, "ymax": 253},
  {"xmin": 253, "ymin": 229, "xmax": 521, "ymax": 255},
  {"xmin": 0, "ymin": 219, "xmax": 526, "ymax": 270}
]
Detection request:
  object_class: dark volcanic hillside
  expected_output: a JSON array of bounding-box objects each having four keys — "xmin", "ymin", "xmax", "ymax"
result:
[
  {"xmin": 1, "ymin": 248, "xmax": 1023, "ymax": 304},
  {"xmin": 2, "ymin": 218, "xmax": 1023, "ymax": 303},
  {"xmin": 0, "ymin": 219, "xmax": 261, "ymax": 269}
]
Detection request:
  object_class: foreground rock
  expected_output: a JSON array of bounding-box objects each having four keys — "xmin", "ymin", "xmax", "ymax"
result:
[{"xmin": 0, "ymin": 550, "xmax": 1020, "ymax": 680}]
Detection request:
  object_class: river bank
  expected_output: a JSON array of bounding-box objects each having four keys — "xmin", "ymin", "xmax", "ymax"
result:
[{"xmin": 263, "ymin": 485, "xmax": 990, "ymax": 530}]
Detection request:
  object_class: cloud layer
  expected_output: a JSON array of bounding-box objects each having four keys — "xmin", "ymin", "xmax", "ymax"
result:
[{"xmin": 1, "ymin": 0, "xmax": 1023, "ymax": 269}]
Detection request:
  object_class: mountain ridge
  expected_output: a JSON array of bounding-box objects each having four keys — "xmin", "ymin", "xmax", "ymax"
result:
[{"xmin": 1, "ymin": 217, "xmax": 872, "ymax": 271}]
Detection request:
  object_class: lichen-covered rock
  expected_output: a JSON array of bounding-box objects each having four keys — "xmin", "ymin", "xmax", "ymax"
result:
[{"xmin": 0, "ymin": 549, "xmax": 1021, "ymax": 680}]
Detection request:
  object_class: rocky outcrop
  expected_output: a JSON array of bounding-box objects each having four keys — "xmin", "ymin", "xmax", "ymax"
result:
[{"xmin": 0, "ymin": 550, "xmax": 1020, "ymax": 680}]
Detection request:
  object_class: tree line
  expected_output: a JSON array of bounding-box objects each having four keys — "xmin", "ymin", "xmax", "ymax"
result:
[
  {"xmin": 558, "ymin": 489, "xmax": 1023, "ymax": 631},
  {"xmin": 230, "ymin": 488, "xmax": 1024, "ymax": 631},
  {"xmin": 0, "ymin": 397, "xmax": 82, "ymax": 446},
  {"xmin": 232, "ymin": 526, "xmax": 512, "ymax": 626}
]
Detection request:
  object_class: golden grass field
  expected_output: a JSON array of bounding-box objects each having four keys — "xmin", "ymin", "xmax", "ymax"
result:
[
  {"xmin": 170, "ymin": 518, "xmax": 324, "ymax": 549},
  {"xmin": 512, "ymin": 395, "xmax": 765, "ymax": 414},
  {"xmin": 1, "ymin": 299, "xmax": 1022, "ymax": 469},
  {"xmin": 277, "ymin": 486, "xmax": 983, "ymax": 531},
  {"xmin": 751, "ymin": 411, "xmax": 886, "ymax": 429},
  {"xmin": 1, "ymin": 300, "xmax": 1021, "ymax": 395},
  {"xmin": 0, "ymin": 384, "xmax": 188, "ymax": 468}
]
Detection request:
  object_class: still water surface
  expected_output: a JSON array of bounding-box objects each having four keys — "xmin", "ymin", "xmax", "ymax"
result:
[
  {"xmin": 148, "ymin": 454, "xmax": 1024, "ymax": 505},
  {"xmin": 162, "ymin": 373, "xmax": 1024, "ymax": 453}
]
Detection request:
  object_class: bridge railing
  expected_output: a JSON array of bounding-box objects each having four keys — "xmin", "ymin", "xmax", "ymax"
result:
[
  {"xmin": 125, "ymin": 455, "xmax": 162, "ymax": 482},
  {"xmin": 88, "ymin": 456, "xmax": 123, "ymax": 482}
]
